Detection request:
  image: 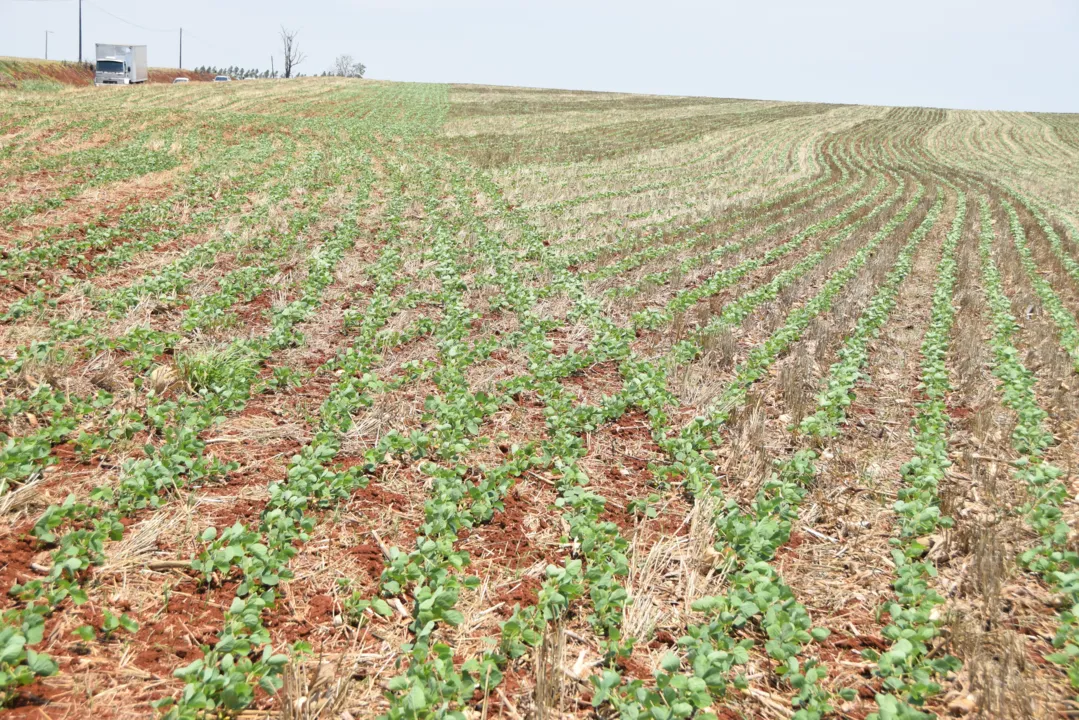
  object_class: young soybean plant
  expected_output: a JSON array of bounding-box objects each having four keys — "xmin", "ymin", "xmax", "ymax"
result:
[{"xmin": 0, "ymin": 610, "xmax": 58, "ymax": 708}]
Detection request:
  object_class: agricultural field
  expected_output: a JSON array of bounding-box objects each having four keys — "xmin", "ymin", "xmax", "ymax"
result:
[{"xmin": 1, "ymin": 73, "xmax": 1079, "ymax": 720}]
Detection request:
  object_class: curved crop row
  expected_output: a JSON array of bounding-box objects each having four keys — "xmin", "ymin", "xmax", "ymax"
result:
[
  {"xmin": 632, "ymin": 173, "xmax": 895, "ymax": 330},
  {"xmin": 976, "ymin": 199, "xmax": 1079, "ymax": 700},
  {"xmin": 611, "ymin": 162, "xmax": 880, "ymax": 306},
  {"xmin": 1001, "ymin": 199, "xmax": 1079, "ymax": 372},
  {"xmin": 587, "ymin": 184, "xmax": 941, "ymax": 719},
  {"xmin": 867, "ymin": 192, "xmax": 968, "ymax": 719}
]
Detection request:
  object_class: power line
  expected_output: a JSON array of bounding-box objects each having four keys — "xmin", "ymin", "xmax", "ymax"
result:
[
  {"xmin": 10, "ymin": 0, "xmax": 230, "ymax": 66},
  {"xmin": 11, "ymin": 0, "xmax": 175, "ymax": 61},
  {"xmin": 182, "ymin": 30, "xmax": 222, "ymax": 52},
  {"xmin": 83, "ymin": 1, "xmax": 177, "ymax": 33}
]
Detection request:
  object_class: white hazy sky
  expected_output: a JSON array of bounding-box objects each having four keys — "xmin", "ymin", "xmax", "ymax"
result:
[{"xmin": 1, "ymin": 0, "xmax": 1076, "ymax": 112}]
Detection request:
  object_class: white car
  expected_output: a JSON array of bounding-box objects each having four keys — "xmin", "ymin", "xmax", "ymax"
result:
[
  {"xmin": 172, "ymin": 77, "xmax": 189, "ymax": 84},
  {"xmin": 213, "ymin": 75, "xmax": 231, "ymax": 82}
]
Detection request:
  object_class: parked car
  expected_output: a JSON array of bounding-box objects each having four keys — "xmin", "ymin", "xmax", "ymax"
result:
[
  {"xmin": 172, "ymin": 77, "xmax": 189, "ymax": 84},
  {"xmin": 213, "ymin": 75, "xmax": 231, "ymax": 82}
]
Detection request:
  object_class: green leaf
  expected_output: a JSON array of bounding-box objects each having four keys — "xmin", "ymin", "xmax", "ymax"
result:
[
  {"xmin": 24, "ymin": 623, "xmax": 44, "ymax": 645},
  {"xmin": 26, "ymin": 649, "xmax": 58, "ymax": 676},
  {"xmin": 406, "ymin": 683, "xmax": 426, "ymax": 710},
  {"xmin": 0, "ymin": 635, "xmax": 25, "ymax": 663}
]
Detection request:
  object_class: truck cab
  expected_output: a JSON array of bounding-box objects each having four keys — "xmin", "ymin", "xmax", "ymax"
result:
[{"xmin": 95, "ymin": 57, "xmax": 130, "ymax": 85}]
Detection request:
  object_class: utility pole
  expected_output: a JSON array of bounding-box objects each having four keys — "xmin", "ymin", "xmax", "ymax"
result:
[
  {"xmin": 179, "ymin": 27, "xmax": 183, "ymax": 68},
  {"xmin": 78, "ymin": 0, "xmax": 83, "ymax": 63},
  {"xmin": 45, "ymin": 30, "xmax": 53, "ymax": 60},
  {"xmin": 270, "ymin": 56, "xmax": 274, "ymax": 78}
]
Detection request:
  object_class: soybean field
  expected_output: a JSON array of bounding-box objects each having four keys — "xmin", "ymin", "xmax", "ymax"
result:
[{"xmin": 2, "ymin": 77, "xmax": 1079, "ymax": 720}]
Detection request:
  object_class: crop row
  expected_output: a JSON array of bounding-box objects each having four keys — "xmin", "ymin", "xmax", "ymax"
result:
[
  {"xmin": 488, "ymin": 174, "xmax": 935, "ymax": 717},
  {"xmin": 0, "ymin": 147, "xmax": 364, "ymax": 499},
  {"xmin": 607, "ymin": 158, "xmax": 876, "ymax": 305},
  {"xmin": 864, "ymin": 190, "xmax": 967, "ymax": 719},
  {"xmin": 1000, "ymin": 200, "xmax": 1079, "ymax": 371},
  {"xmin": 976, "ymin": 199, "xmax": 1079, "ymax": 700},
  {"xmin": 586, "ymin": 183, "xmax": 942, "ymax": 718},
  {"xmin": 0, "ymin": 150, "xmax": 383, "ymax": 709}
]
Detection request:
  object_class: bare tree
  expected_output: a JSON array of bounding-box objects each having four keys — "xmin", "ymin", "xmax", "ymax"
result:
[
  {"xmin": 280, "ymin": 26, "xmax": 306, "ymax": 79},
  {"xmin": 331, "ymin": 54, "xmax": 353, "ymax": 76},
  {"xmin": 329, "ymin": 54, "xmax": 366, "ymax": 78}
]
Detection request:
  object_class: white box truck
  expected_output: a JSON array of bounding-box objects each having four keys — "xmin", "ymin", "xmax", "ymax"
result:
[{"xmin": 94, "ymin": 44, "xmax": 148, "ymax": 86}]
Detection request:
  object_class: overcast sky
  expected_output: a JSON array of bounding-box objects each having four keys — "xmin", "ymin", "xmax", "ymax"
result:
[{"xmin": 1, "ymin": 0, "xmax": 1076, "ymax": 112}]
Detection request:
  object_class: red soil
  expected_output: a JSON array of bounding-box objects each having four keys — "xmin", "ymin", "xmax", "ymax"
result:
[{"xmin": 1, "ymin": 59, "xmax": 213, "ymax": 87}]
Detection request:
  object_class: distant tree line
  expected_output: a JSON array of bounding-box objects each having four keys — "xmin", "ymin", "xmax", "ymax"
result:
[
  {"xmin": 188, "ymin": 25, "xmax": 364, "ymax": 81},
  {"xmin": 193, "ymin": 66, "xmax": 279, "ymax": 79},
  {"xmin": 190, "ymin": 28, "xmax": 363, "ymax": 81},
  {"xmin": 191, "ymin": 54, "xmax": 363, "ymax": 81}
]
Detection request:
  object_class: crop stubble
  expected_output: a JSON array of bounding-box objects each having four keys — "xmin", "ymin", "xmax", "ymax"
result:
[{"xmin": 1, "ymin": 77, "xmax": 1078, "ymax": 719}]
